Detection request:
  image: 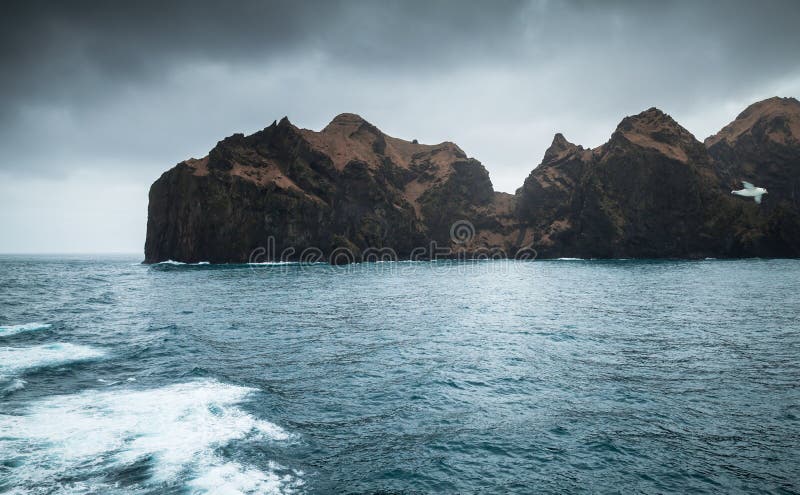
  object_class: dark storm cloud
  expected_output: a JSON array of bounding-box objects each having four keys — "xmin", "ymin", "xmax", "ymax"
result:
[
  {"xmin": 0, "ymin": 0, "xmax": 526, "ymax": 115},
  {"xmin": 4, "ymin": 0, "xmax": 795, "ymax": 125}
]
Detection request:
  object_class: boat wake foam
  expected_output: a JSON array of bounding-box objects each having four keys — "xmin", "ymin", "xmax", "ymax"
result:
[{"xmin": 0, "ymin": 379, "xmax": 302, "ymax": 494}]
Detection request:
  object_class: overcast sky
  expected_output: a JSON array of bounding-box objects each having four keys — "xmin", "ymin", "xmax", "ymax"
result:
[{"xmin": 1, "ymin": 0, "xmax": 799, "ymax": 254}]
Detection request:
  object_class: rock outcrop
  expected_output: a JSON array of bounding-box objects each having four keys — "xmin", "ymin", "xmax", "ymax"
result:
[
  {"xmin": 705, "ymin": 97, "xmax": 800, "ymax": 256},
  {"xmin": 517, "ymin": 108, "xmax": 732, "ymax": 258},
  {"xmin": 145, "ymin": 113, "xmax": 518, "ymax": 263},
  {"xmin": 145, "ymin": 97, "xmax": 800, "ymax": 263}
]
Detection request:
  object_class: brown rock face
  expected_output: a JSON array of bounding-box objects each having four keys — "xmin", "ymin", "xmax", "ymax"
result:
[
  {"xmin": 145, "ymin": 98, "xmax": 800, "ymax": 263},
  {"xmin": 517, "ymin": 108, "xmax": 726, "ymax": 258},
  {"xmin": 704, "ymin": 97, "xmax": 800, "ymax": 256},
  {"xmin": 706, "ymin": 97, "xmax": 800, "ymax": 196},
  {"xmin": 145, "ymin": 114, "xmax": 513, "ymax": 263}
]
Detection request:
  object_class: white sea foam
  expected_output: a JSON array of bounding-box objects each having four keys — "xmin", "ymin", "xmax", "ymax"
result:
[
  {"xmin": 154, "ymin": 260, "xmax": 216, "ymax": 266},
  {"xmin": 0, "ymin": 343, "xmax": 105, "ymax": 378},
  {"xmin": 555, "ymin": 257, "xmax": 585, "ymax": 261},
  {"xmin": 0, "ymin": 322, "xmax": 51, "ymax": 337},
  {"xmin": 190, "ymin": 459, "xmax": 300, "ymax": 494},
  {"xmin": 0, "ymin": 380, "xmax": 302, "ymax": 494}
]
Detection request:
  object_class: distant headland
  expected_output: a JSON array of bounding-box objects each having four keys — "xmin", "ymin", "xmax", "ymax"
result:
[{"xmin": 145, "ymin": 97, "xmax": 800, "ymax": 263}]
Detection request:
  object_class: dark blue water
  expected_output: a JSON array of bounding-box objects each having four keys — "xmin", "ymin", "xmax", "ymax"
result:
[{"xmin": 1, "ymin": 256, "xmax": 799, "ymax": 494}]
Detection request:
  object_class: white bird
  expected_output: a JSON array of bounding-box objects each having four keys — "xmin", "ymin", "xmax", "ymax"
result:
[{"xmin": 731, "ymin": 181, "xmax": 768, "ymax": 204}]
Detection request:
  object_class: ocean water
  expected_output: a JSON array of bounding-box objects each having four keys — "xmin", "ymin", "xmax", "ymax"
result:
[{"xmin": 0, "ymin": 255, "xmax": 798, "ymax": 494}]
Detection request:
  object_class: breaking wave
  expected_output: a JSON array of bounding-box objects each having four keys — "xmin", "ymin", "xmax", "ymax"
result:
[
  {"xmin": 0, "ymin": 322, "xmax": 51, "ymax": 337},
  {"xmin": 0, "ymin": 343, "xmax": 105, "ymax": 378},
  {"xmin": 1, "ymin": 378, "xmax": 26, "ymax": 395}
]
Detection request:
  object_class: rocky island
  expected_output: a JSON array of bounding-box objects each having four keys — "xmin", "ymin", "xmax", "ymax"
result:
[{"xmin": 145, "ymin": 97, "xmax": 800, "ymax": 263}]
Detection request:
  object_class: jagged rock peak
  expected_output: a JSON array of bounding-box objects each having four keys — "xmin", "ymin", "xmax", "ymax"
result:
[
  {"xmin": 706, "ymin": 96, "xmax": 800, "ymax": 147},
  {"xmin": 736, "ymin": 96, "xmax": 800, "ymax": 120},
  {"xmin": 329, "ymin": 112, "xmax": 368, "ymax": 124},
  {"xmin": 323, "ymin": 113, "xmax": 379, "ymax": 134},
  {"xmin": 616, "ymin": 107, "xmax": 685, "ymax": 135},
  {"xmin": 543, "ymin": 133, "xmax": 582, "ymax": 163},
  {"xmin": 552, "ymin": 133, "xmax": 571, "ymax": 147},
  {"xmin": 437, "ymin": 140, "xmax": 466, "ymax": 153},
  {"xmin": 610, "ymin": 107, "xmax": 698, "ymax": 162}
]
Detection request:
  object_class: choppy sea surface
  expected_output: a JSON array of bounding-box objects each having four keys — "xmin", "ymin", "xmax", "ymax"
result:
[{"xmin": 0, "ymin": 255, "xmax": 798, "ymax": 494}]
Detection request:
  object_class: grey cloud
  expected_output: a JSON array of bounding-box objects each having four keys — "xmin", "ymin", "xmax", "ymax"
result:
[
  {"xmin": 5, "ymin": 0, "xmax": 795, "ymax": 117},
  {"xmin": 0, "ymin": 1, "xmax": 527, "ymax": 114}
]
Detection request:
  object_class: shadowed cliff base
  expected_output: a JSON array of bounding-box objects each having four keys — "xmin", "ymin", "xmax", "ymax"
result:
[{"xmin": 145, "ymin": 97, "xmax": 800, "ymax": 263}]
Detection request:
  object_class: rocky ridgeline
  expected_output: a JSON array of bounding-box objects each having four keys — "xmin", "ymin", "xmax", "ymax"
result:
[{"xmin": 145, "ymin": 97, "xmax": 800, "ymax": 263}]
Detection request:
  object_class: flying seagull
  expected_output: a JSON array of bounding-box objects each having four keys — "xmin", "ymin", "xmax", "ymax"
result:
[{"xmin": 731, "ymin": 181, "xmax": 768, "ymax": 204}]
